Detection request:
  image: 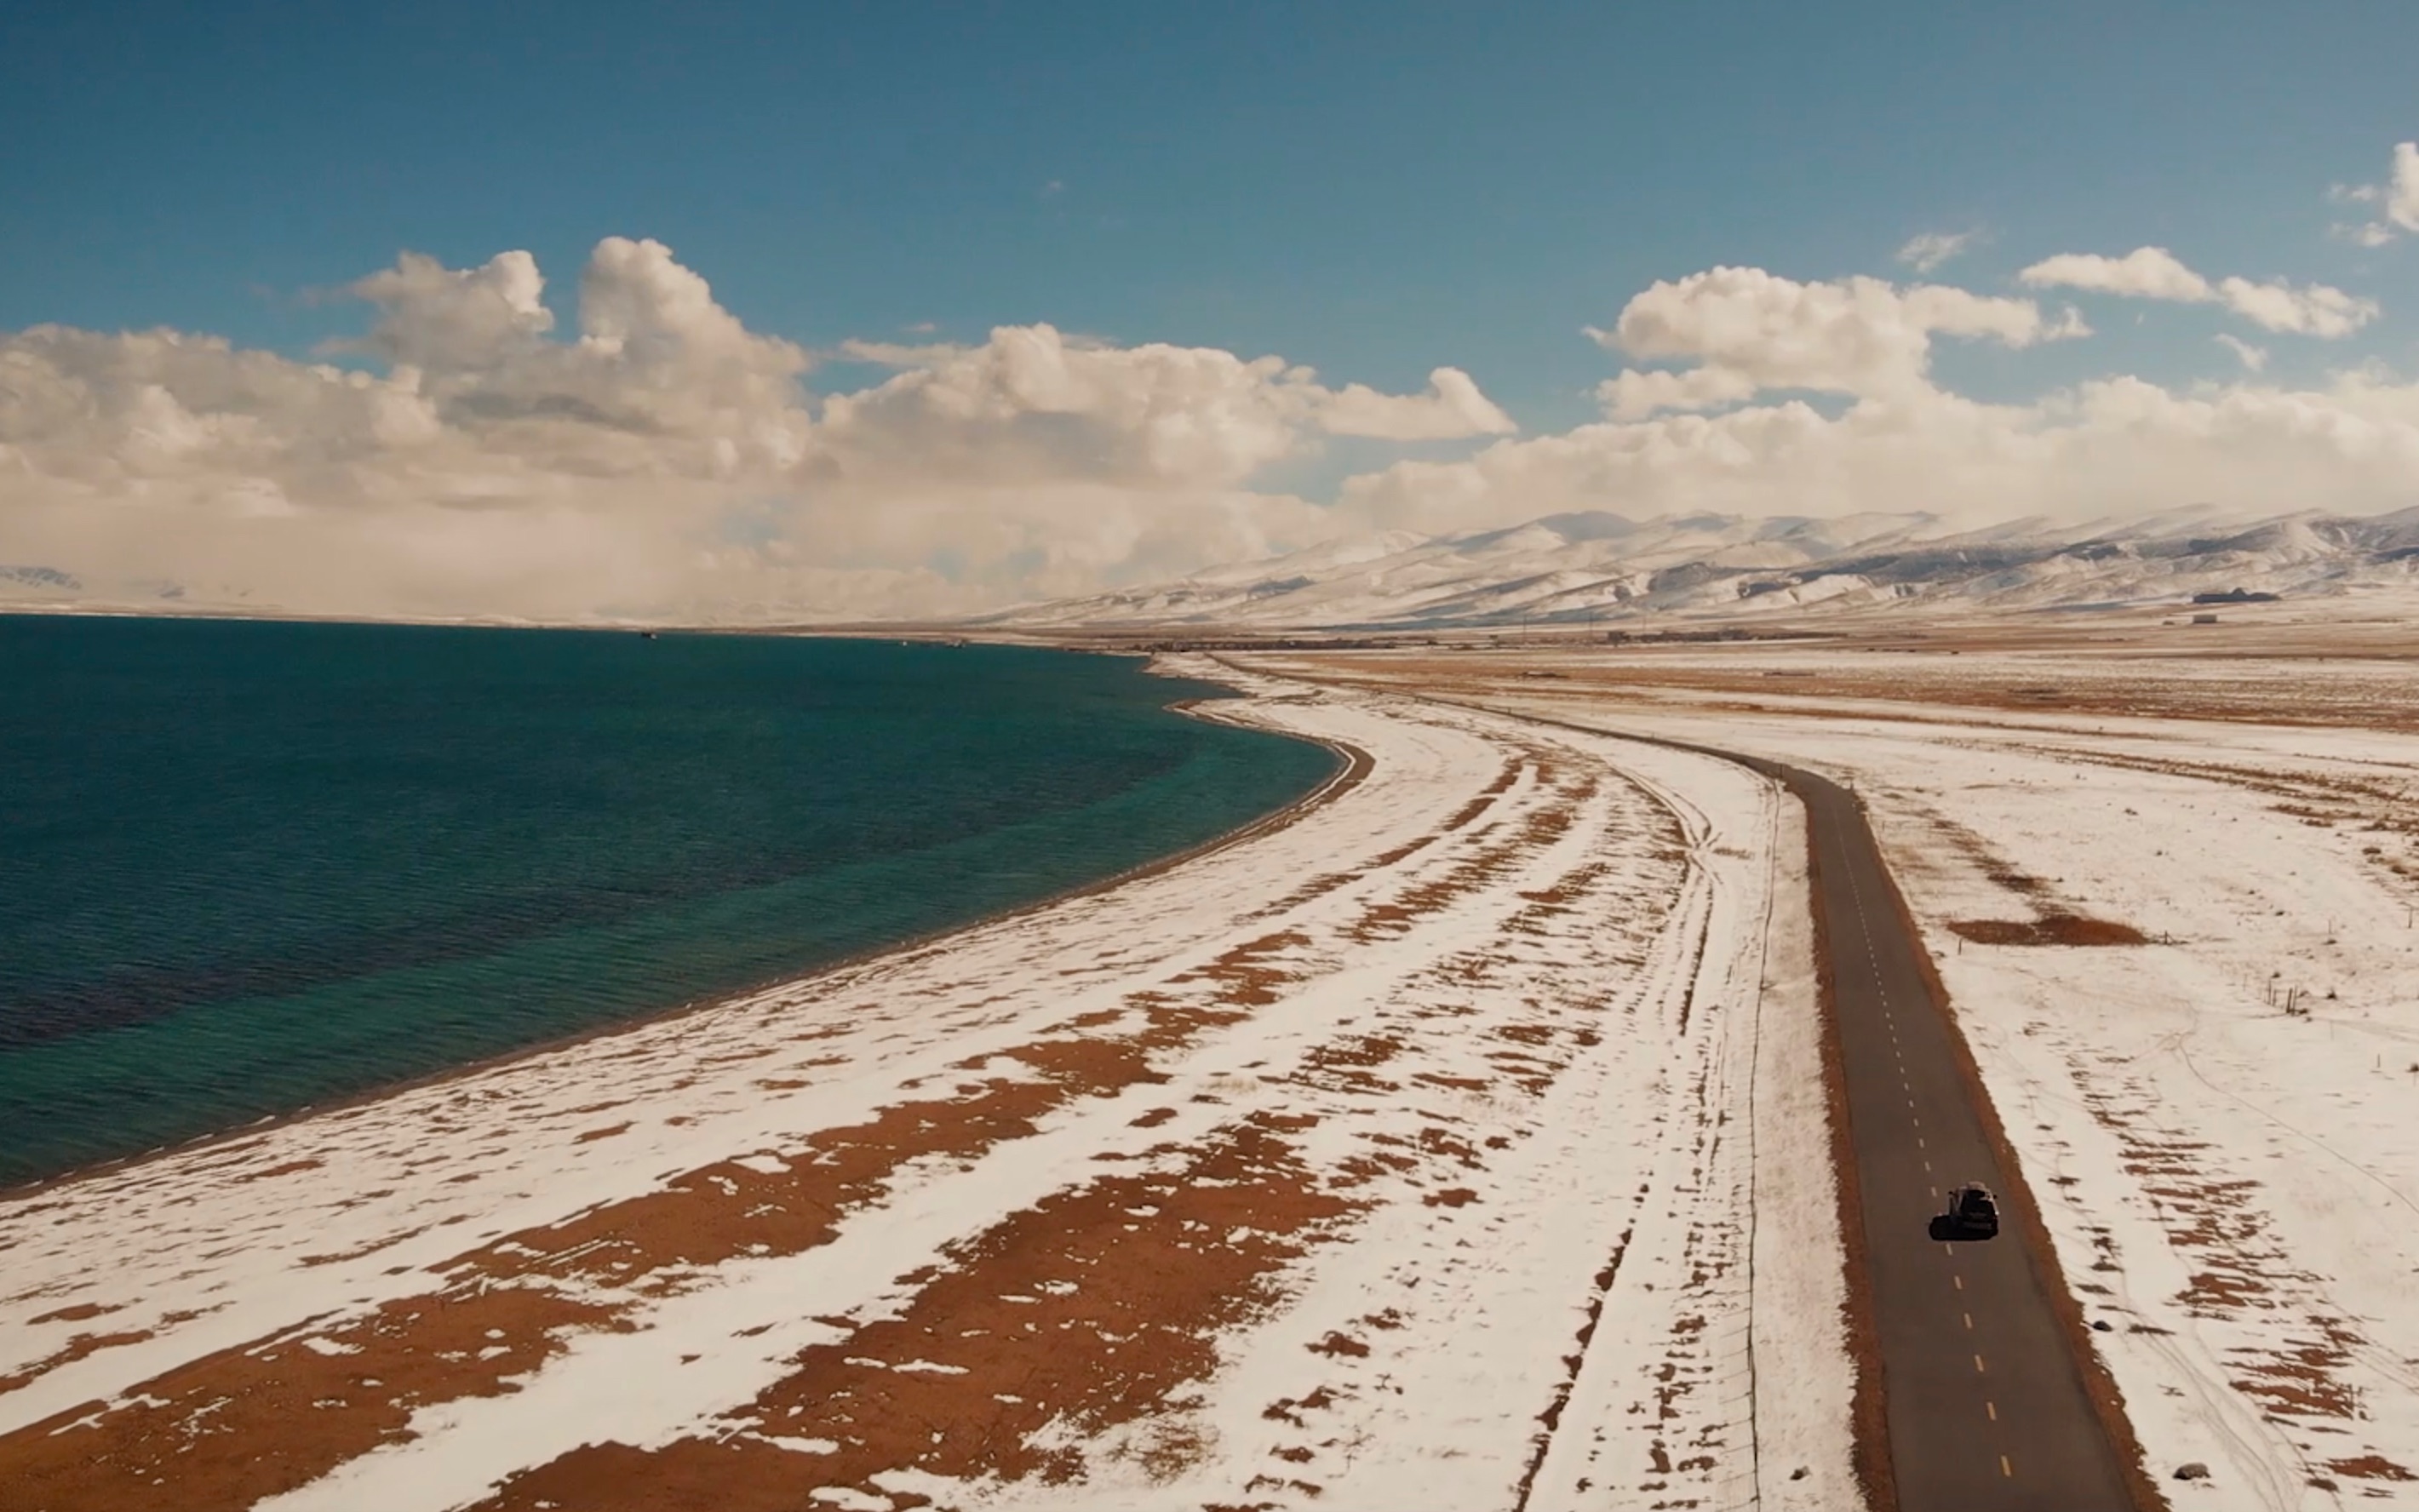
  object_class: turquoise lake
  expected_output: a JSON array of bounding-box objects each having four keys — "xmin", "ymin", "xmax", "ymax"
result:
[{"xmin": 0, "ymin": 616, "xmax": 1336, "ymax": 1187}]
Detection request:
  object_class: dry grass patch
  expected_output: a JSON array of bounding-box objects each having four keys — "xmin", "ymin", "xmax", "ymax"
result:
[
  {"xmin": 1946, "ymin": 915, "xmax": 2148, "ymax": 947},
  {"xmin": 468, "ymin": 1114, "xmax": 1358, "ymax": 1510}
]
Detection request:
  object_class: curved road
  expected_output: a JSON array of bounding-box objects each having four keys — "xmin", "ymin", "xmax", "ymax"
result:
[{"xmin": 1351, "ymin": 679, "xmax": 2141, "ymax": 1509}]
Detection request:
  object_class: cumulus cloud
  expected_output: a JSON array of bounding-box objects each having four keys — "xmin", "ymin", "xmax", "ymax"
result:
[
  {"xmin": 2020, "ymin": 246, "xmax": 2378, "ymax": 336},
  {"xmin": 1895, "ymin": 231, "xmax": 1979, "ymax": 274},
  {"xmin": 1335, "ymin": 263, "xmax": 2411, "ymax": 541},
  {"xmin": 1316, "ymin": 367, "xmax": 1517, "ymax": 441},
  {"xmin": 1338, "ymin": 366, "xmax": 2419, "ymax": 540},
  {"xmin": 4, "ymin": 235, "xmax": 2410, "ymax": 623},
  {"xmin": 349, "ymin": 249, "xmax": 554, "ymax": 369},
  {"xmin": 822, "ymin": 327, "xmax": 1310, "ymax": 490},
  {"xmin": 1585, "ymin": 266, "xmax": 2083, "ymax": 419},
  {"xmin": 0, "ymin": 239, "xmax": 1512, "ymax": 619},
  {"xmin": 820, "ymin": 327, "xmax": 1510, "ymax": 489}
]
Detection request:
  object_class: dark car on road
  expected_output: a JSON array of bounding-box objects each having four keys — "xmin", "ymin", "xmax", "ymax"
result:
[{"xmin": 1930, "ymin": 1183, "xmax": 2001, "ymax": 1241}]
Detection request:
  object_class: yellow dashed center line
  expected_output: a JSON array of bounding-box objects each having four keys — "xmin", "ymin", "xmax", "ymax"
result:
[{"xmin": 1974, "ymin": 1354, "xmax": 1986, "ymax": 1373}]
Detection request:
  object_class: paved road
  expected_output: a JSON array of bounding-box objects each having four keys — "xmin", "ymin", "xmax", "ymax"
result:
[
  {"xmin": 1242, "ymin": 669, "xmax": 2141, "ymax": 1505},
  {"xmin": 1738, "ymin": 757, "xmax": 2137, "ymax": 1509},
  {"xmin": 1402, "ymin": 686, "xmax": 2139, "ymax": 1506}
]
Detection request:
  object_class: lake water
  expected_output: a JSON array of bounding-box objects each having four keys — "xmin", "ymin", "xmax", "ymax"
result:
[{"xmin": 0, "ymin": 617, "xmax": 1334, "ymax": 1186}]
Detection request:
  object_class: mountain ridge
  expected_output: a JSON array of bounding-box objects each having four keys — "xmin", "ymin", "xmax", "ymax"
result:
[
  {"xmin": 980, "ymin": 505, "xmax": 2419, "ymax": 630},
  {"xmin": 9, "ymin": 506, "xmax": 2417, "ymax": 628}
]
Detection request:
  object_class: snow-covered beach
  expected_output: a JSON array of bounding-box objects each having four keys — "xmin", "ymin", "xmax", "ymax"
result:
[{"xmin": 0, "ymin": 660, "xmax": 1856, "ymax": 1512}]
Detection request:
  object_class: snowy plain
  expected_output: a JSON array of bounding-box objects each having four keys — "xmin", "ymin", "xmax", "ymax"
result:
[
  {"xmin": 0, "ymin": 662, "xmax": 1856, "ymax": 1512},
  {"xmin": 1272, "ymin": 640, "xmax": 2419, "ymax": 1508}
]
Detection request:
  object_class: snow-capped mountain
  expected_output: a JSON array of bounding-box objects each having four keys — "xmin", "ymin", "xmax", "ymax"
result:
[
  {"xmin": 984, "ymin": 506, "xmax": 2419, "ymax": 630},
  {"xmin": 12, "ymin": 506, "xmax": 2417, "ymax": 630}
]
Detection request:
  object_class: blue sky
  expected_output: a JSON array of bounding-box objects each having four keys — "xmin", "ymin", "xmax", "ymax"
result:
[
  {"xmin": 3, "ymin": 2, "xmax": 2416, "ymax": 618},
  {"xmin": 6, "ymin": 1, "xmax": 2413, "ymax": 422}
]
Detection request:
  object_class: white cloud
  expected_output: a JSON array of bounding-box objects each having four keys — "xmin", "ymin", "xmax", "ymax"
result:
[
  {"xmin": 1592, "ymin": 366, "xmax": 1762, "ymax": 423},
  {"xmin": 2021, "ymin": 246, "xmax": 2213, "ymax": 302},
  {"xmin": 1895, "ymin": 230, "xmax": 1979, "ymax": 274},
  {"xmin": 820, "ymin": 326, "xmax": 1510, "ymax": 489},
  {"xmin": 1317, "ymin": 367, "xmax": 1517, "ymax": 441},
  {"xmin": 1338, "ymin": 365, "xmax": 2419, "ymax": 540},
  {"xmin": 1585, "ymin": 266, "xmax": 2081, "ymax": 419},
  {"xmin": 2393, "ymin": 142, "xmax": 2419, "ymax": 231},
  {"xmin": 349, "ymin": 249, "xmax": 554, "ymax": 369},
  {"xmin": 2334, "ymin": 142, "xmax": 2419, "ymax": 244},
  {"xmin": 2214, "ymin": 333, "xmax": 2267, "ymax": 371},
  {"xmin": 6, "ymin": 238, "xmax": 2413, "ymax": 623},
  {"xmin": 2020, "ymin": 245, "xmax": 2377, "ymax": 336},
  {"xmin": 0, "ymin": 241, "xmax": 1512, "ymax": 620},
  {"xmin": 2210, "ymin": 276, "xmax": 2376, "ymax": 337},
  {"xmin": 822, "ymin": 327, "xmax": 1309, "ymax": 490}
]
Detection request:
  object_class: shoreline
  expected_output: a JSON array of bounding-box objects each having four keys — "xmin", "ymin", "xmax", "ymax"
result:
[
  {"xmin": 3, "ymin": 658, "xmax": 1858, "ymax": 1512},
  {"xmin": 0, "ymin": 659, "xmax": 1367, "ymax": 1206}
]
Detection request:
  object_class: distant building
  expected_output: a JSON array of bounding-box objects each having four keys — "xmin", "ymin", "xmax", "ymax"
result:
[{"xmin": 2191, "ymin": 613, "xmax": 2220, "ymax": 625}]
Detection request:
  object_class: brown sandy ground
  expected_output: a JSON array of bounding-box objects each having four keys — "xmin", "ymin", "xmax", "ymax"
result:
[
  {"xmin": 1244, "ymin": 610, "xmax": 2419, "ymax": 732},
  {"xmin": 2, "ymin": 691, "xmax": 1772, "ymax": 1511}
]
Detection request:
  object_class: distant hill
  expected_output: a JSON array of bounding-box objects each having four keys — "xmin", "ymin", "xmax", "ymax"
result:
[
  {"xmin": 11, "ymin": 505, "xmax": 2418, "ymax": 629},
  {"xmin": 980, "ymin": 506, "xmax": 2419, "ymax": 631}
]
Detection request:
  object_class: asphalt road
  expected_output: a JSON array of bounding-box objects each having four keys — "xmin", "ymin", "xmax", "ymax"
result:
[
  {"xmin": 1239, "ymin": 669, "xmax": 2142, "ymax": 1504},
  {"xmin": 1752, "ymin": 758, "xmax": 2137, "ymax": 1509}
]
